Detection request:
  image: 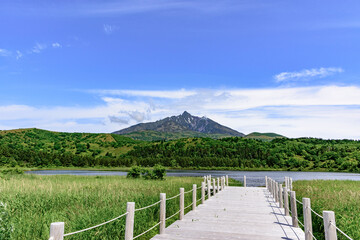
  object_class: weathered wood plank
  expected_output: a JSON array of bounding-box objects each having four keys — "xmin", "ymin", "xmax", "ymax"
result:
[{"xmin": 151, "ymin": 187, "xmax": 305, "ymax": 240}]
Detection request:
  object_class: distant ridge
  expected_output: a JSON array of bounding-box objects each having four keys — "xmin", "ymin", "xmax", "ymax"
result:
[{"xmin": 113, "ymin": 111, "xmax": 245, "ymax": 139}]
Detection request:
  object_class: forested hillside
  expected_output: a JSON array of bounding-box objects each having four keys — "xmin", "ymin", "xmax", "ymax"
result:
[{"xmin": 0, "ymin": 128, "xmax": 360, "ymax": 172}]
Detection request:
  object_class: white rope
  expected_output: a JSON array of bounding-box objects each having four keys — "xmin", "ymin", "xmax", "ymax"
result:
[
  {"xmin": 135, "ymin": 200, "xmax": 161, "ymax": 212},
  {"xmin": 308, "ymin": 230, "xmax": 318, "ymax": 240},
  {"xmin": 63, "ymin": 212, "xmax": 128, "ymax": 237},
  {"xmin": 133, "ymin": 222, "xmax": 160, "ymax": 239},
  {"xmin": 166, "ymin": 193, "xmax": 180, "ymax": 201},
  {"xmin": 295, "ymin": 198, "xmax": 303, "ymax": 205},
  {"xmin": 184, "ymin": 189, "xmax": 193, "ymax": 194},
  {"xmin": 309, "ymin": 208, "xmax": 323, "ymax": 219},
  {"xmin": 295, "ymin": 217, "xmax": 304, "ymax": 227},
  {"xmin": 184, "ymin": 202, "xmax": 193, "ymax": 210},
  {"xmin": 197, "ymin": 186, "xmax": 202, "ymax": 189},
  {"xmin": 166, "ymin": 210, "xmax": 180, "ymax": 221},
  {"xmin": 329, "ymin": 222, "xmax": 353, "ymax": 240},
  {"xmin": 196, "ymin": 198, "xmax": 202, "ymax": 203}
]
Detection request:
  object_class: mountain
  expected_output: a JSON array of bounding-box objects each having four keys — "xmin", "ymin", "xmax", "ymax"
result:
[
  {"xmin": 245, "ymin": 132, "xmax": 286, "ymax": 141},
  {"xmin": 113, "ymin": 111, "xmax": 245, "ymax": 139}
]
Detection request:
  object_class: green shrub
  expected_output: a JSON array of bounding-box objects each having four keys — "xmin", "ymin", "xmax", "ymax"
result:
[
  {"xmin": 152, "ymin": 164, "xmax": 166, "ymax": 180},
  {"xmin": 126, "ymin": 166, "xmax": 143, "ymax": 178}
]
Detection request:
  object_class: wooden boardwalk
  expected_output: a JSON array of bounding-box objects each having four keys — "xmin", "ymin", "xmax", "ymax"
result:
[{"xmin": 151, "ymin": 186, "xmax": 305, "ymax": 240}]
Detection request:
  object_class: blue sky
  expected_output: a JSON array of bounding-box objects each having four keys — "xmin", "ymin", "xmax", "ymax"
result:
[{"xmin": 1, "ymin": 0, "xmax": 360, "ymax": 138}]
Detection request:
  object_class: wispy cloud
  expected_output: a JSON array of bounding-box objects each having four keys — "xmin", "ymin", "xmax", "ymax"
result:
[
  {"xmin": 30, "ymin": 43, "xmax": 47, "ymax": 54},
  {"xmin": 2, "ymin": 85, "xmax": 360, "ymax": 138},
  {"xmin": 274, "ymin": 67, "xmax": 344, "ymax": 83},
  {"xmin": 0, "ymin": 48, "xmax": 12, "ymax": 57},
  {"xmin": 52, "ymin": 42, "xmax": 62, "ymax": 48},
  {"xmin": 16, "ymin": 50, "xmax": 23, "ymax": 60},
  {"xmin": 103, "ymin": 24, "xmax": 118, "ymax": 34}
]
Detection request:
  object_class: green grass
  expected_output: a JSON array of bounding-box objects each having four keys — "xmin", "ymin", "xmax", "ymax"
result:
[
  {"xmin": 294, "ymin": 180, "xmax": 359, "ymax": 240},
  {"xmin": 0, "ymin": 174, "xmax": 203, "ymax": 239}
]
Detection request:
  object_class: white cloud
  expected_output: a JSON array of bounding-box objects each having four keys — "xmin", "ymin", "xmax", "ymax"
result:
[
  {"xmin": 94, "ymin": 89, "xmax": 196, "ymax": 99},
  {"xmin": 103, "ymin": 24, "xmax": 117, "ymax": 34},
  {"xmin": 274, "ymin": 67, "xmax": 344, "ymax": 82},
  {"xmin": 0, "ymin": 48, "xmax": 12, "ymax": 57},
  {"xmin": 2, "ymin": 85, "xmax": 360, "ymax": 139},
  {"xmin": 52, "ymin": 42, "xmax": 62, "ymax": 48},
  {"xmin": 16, "ymin": 50, "xmax": 23, "ymax": 60},
  {"xmin": 31, "ymin": 43, "xmax": 47, "ymax": 54}
]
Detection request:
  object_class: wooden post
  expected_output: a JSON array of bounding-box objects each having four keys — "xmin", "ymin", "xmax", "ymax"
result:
[
  {"xmin": 160, "ymin": 193, "xmax": 166, "ymax": 234},
  {"xmin": 265, "ymin": 176, "xmax": 268, "ymax": 189},
  {"xmin": 323, "ymin": 211, "xmax": 337, "ymax": 240},
  {"xmin": 303, "ymin": 198, "xmax": 313, "ymax": 240},
  {"xmin": 49, "ymin": 222, "xmax": 64, "ymax": 240},
  {"xmin": 212, "ymin": 179, "xmax": 216, "ymax": 196},
  {"xmin": 180, "ymin": 188, "xmax": 184, "ymax": 220},
  {"xmin": 192, "ymin": 184, "xmax": 196, "ymax": 210},
  {"xmin": 290, "ymin": 191, "xmax": 298, "ymax": 227},
  {"xmin": 217, "ymin": 178, "xmax": 220, "ymax": 193},
  {"xmin": 283, "ymin": 187, "xmax": 289, "ymax": 216},
  {"xmin": 275, "ymin": 182, "xmax": 278, "ymax": 202},
  {"xmin": 203, "ymin": 176, "xmax": 206, "ymax": 183},
  {"xmin": 207, "ymin": 180, "xmax": 211, "ymax": 199},
  {"xmin": 290, "ymin": 178, "xmax": 293, "ymax": 191},
  {"xmin": 201, "ymin": 182, "xmax": 205, "ymax": 204},
  {"xmin": 125, "ymin": 202, "xmax": 135, "ymax": 240},
  {"xmin": 209, "ymin": 175, "xmax": 211, "ymax": 182},
  {"xmin": 285, "ymin": 177, "xmax": 288, "ymax": 190},
  {"xmin": 279, "ymin": 184, "xmax": 283, "ymax": 208},
  {"xmin": 226, "ymin": 175, "xmax": 229, "ymax": 186},
  {"xmin": 243, "ymin": 175, "xmax": 246, "ymax": 187}
]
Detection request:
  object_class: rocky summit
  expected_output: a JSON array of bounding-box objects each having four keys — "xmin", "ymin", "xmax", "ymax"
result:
[{"xmin": 113, "ymin": 111, "xmax": 245, "ymax": 137}]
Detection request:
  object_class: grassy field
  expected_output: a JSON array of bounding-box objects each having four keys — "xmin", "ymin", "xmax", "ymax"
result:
[
  {"xmin": 0, "ymin": 174, "xmax": 203, "ymax": 240},
  {"xmin": 294, "ymin": 180, "xmax": 359, "ymax": 240}
]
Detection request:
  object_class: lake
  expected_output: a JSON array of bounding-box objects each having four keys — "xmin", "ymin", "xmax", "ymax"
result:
[{"xmin": 26, "ymin": 170, "xmax": 360, "ymax": 187}]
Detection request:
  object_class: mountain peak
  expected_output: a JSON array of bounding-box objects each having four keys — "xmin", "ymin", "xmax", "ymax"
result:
[{"xmin": 113, "ymin": 112, "xmax": 245, "ymax": 137}]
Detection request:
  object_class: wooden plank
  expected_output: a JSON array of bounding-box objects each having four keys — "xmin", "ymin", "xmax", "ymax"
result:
[{"xmin": 151, "ymin": 187, "xmax": 305, "ymax": 240}]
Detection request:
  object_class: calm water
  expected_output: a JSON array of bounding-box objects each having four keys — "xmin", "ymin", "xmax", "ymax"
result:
[{"xmin": 26, "ymin": 170, "xmax": 360, "ymax": 187}]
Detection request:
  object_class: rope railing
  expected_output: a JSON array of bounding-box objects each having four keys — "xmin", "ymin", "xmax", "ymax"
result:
[
  {"xmin": 133, "ymin": 222, "xmax": 161, "ymax": 239},
  {"xmin": 329, "ymin": 222, "xmax": 353, "ymax": 240},
  {"xmin": 135, "ymin": 200, "xmax": 161, "ymax": 212},
  {"xmin": 48, "ymin": 174, "xmax": 230, "ymax": 240},
  {"xmin": 166, "ymin": 210, "xmax": 181, "ymax": 221},
  {"xmin": 266, "ymin": 176, "xmax": 354, "ymax": 240},
  {"xmin": 63, "ymin": 211, "xmax": 128, "ymax": 237},
  {"xmin": 184, "ymin": 189, "xmax": 193, "ymax": 194},
  {"xmin": 166, "ymin": 193, "xmax": 181, "ymax": 201}
]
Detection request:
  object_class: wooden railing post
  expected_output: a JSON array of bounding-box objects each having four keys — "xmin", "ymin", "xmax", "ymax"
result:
[
  {"xmin": 217, "ymin": 178, "xmax": 220, "ymax": 193},
  {"xmin": 201, "ymin": 182, "xmax": 205, "ymax": 204},
  {"xmin": 160, "ymin": 193, "xmax": 166, "ymax": 234},
  {"xmin": 285, "ymin": 177, "xmax": 288, "ymax": 190},
  {"xmin": 49, "ymin": 222, "xmax": 64, "ymax": 240},
  {"xmin": 243, "ymin": 175, "xmax": 246, "ymax": 187},
  {"xmin": 279, "ymin": 184, "xmax": 283, "ymax": 208},
  {"xmin": 203, "ymin": 176, "xmax": 206, "ymax": 183},
  {"xmin": 303, "ymin": 198, "xmax": 313, "ymax": 240},
  {"xmin": 125, "ymin": 202, "xmax": 135, "ymax": 240},
  {"xmin": 290, "ymin": 178, "xmax": 293, "ymax": 191},
  {"xmin": 275, "ymin": 182, "xmax": 279, "ymax": 203},
  {"xmin": 207, "ymin": 180, "xmax": 211, "ymax": 199},
  {"xmin": 283, "ymin": 187, "xmax": 289, "ymax": 216},
  {"xmin": 290, "ymin": 191, "xmax": 298, "ymax": 227},
  {"xmin": 180, "ymin": 188, "xmax": 184, "ymax": 220},
  {"xmin": 209, "ymin": 175, "xmax": 212, "ymax": 182},
  {"xmin": 212, "ymin": 179, "xmax": 216, "ymax": 196},
  {"xmin": 192, "ymin": 184, "xmax": 196, "ymax": 210},
  {"xmin": 323, "ymin": 211, "xmax": 337, "ymax": 240},
  {"xmin": 271, "ymin": 180, "xmax": 274, "ymax": 197},
  {"xmin": 265, "ymin": 176, "xmax": 268, "ymax": 189}
]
